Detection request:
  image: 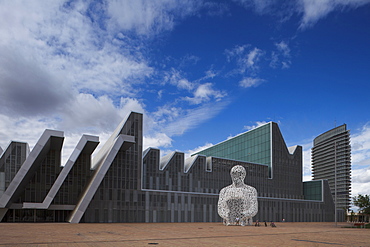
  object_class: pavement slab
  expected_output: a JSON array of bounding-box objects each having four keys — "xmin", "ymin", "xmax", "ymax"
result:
[{"xmin": 0, "ymin": 222, "xmax": 369, "ymax": 246}]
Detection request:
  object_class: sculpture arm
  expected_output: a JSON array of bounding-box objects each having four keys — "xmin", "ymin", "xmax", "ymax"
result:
[
  {"xmin": 217, "ymin": 188, "xmax": 229, "ymax": 220},
  {"xmin": 245, "ymin": 187, "xmax": 258, "ymax": 217}
]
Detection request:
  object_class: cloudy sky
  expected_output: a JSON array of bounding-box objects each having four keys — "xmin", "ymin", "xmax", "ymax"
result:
[{"xmin": 0, "ymin": 0, "xmax": 369, "ymax": 199}]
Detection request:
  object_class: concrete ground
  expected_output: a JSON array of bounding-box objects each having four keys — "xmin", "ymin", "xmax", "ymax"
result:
[{"xmin": 0, "ymin": 222, "xmax": 369, "ymax": 246}]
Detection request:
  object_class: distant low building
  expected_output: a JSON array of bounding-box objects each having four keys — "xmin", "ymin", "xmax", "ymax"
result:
[
  {"xmin": 0, "ymin": 112, "xmax": 342, "ymax": 223},
  {"xmin": 347, "ymin": 212, "xmax": 370, "ymax": 223}
]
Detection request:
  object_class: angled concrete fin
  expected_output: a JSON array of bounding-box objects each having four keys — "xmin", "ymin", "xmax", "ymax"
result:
[
  {"xmin": 67, "ymin": 134, "xmax": 135, "ymax": 223},
  {"xmin": 22, "ymin": 135, "xmax": 99, "ymax": 209},
  {"xmin": 184, "ymin": 154, "xmax": 207, "ymax": 173},
  {"xmin": 159, "ymin": 151, "xmax": 185, "ymax": 171},
  {"xmin": 91, "ymin": 113, "xmax": 132, "ymax": 170},
  {"xmin": 143, "ymin": 147, "xmax": 160, "ymax": 159},
  {"xmin": 0, "ymin": 129, "xmax": 64, "ymax": 208}
]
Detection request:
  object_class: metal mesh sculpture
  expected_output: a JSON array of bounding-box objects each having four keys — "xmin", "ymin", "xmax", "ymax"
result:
[{"xmin": 218, "ymin": 165, "xmax": 258, "ymax": 226}]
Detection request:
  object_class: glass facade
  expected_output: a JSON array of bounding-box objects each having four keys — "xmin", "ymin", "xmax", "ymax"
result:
[
  {"xmin": 303, "ymin": 180, "xmax": 323, "ymax": 201},
  {"xmin": 195, "ymin": 123, "xmax": 272, "ymax": 177}
]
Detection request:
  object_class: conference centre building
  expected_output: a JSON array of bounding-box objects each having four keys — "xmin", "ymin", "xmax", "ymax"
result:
[{"xmin": 0, "ymin": 112, "xmax": 341, "ymax": 223}]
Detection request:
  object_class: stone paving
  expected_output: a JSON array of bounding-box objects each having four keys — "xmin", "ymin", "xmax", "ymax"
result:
[{"xmin": 0, "ymin": 222, "xmax": 369, "ymax": 246}]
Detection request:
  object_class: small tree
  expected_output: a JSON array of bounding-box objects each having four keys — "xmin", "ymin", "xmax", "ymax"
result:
[{"xmin": 353, "ymin": 194, "xmax": 370, "ymax": 215}]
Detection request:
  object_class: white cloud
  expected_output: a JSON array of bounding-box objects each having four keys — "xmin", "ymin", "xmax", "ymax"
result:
[
  {"xmin": 120, "ymin": 98, "xmax": 146, "ymax": 116},
  {"xmin": 297, "ymin": 0, "xmax": 370, "ymax": 29},
  {"xmin": 0, "ymin": 2, "xmax": 156, "ymax": 140},
  {"xmin": 350, "ymin": 124, "xmax": 370, "ymax": 197},
  {"xmin": 233, "ymin": 0, "xmax": 370, "ymax": 30},
  {"xmin": 270, "ymin": 52, "xmax": 279, "ymax": 68},
  {"xmin": 225, "ymin": 44, "xmax": 249, "ymax": 61},
  {"xmin": 239, "ymin": 77, "xmax": 264, "ymax": 88},
  {"xmin": 0, "ymin": 0, "xmax": 153, "ymax": 97},
  {"xmin": 144, "ymin": 132, "xmax": 173, "ymax": 150},
  {"xmin": 276, "ymin": 41, "xmax": 290, "ymax": 57},
  {"xmin": 0, "ymin": 114, "xmax": 57, "ymax": 151},
  {"xmin": 152, "ymin": 106, "xmax": 181, "ymax": 124},
  {"xmin": 204, "ymin": 69, "xmax": 217, "ymax": 79},
  {"xmin": 0, "ymin": 94, "xmax": 147, "ymax": 165},
  {"xmin": 61, "ymin": 94, "xmax": 120, "ymax": 132},
  {"xmin": 61, "ymin": 132, "xmax": 100, "ymax": 166},
  {"xmin": 243, "ymin": 121, "xmax": 269, "ymax": 131},
  {"xmin": 270, "ymin": 41, "xmax": 291, "ymax": 69},
  {"xmin": 144, "ymin": 97, "xmax": 229, "ymax": 145},
  {"xmin": 302, "ymin": 142, "xmax": 313, "ymax": 181},
  {"xmin": 164, "ymin": 68, "xmax": 194, "ymax": 91},
  {"xmin": 107, "ymin": 0, "xmax": 200, "ymax": 36},
  {"xmin": 197, "ymin": 68, "xmax": 219, "ymax": 82},
  {"xmin": 185, "ymin": 83, "xmax": 226, "ymax": 105},
  {"xmin": 163, "ymin": 101, "xmax": 230, "ymax": 136},
  {"xmin": 178, "ymin": 79, "xmax": 194, "ymax": 91},
  {"xmin": 157, "ymin": 90, "xmax": 164, "ymax": 100},
  {"xmin": 351, "ymin": 123, "xmax": 370, "ymax": 167},
  {"xmin": 352, "ymin": 182, "xmax": 370, "ymax": 197},
  {"xmin": 184, "ymin": 143, "xmax": 214, "ymax": 159},
  {"xmin": 0, "ymin": 1, "xmax": 229, "ymax": 162},
  {"xmin": 352, "ymin": 167, "xmax": 370, "ymax": 196},
  {"xmin": 0, "ymin": 114, "xmax": 74, "ymax": 166},
  {"xmin": 246, "ymin": 47, "xmax": 263, "ymax": 69},
  {"xmin": 225, "ymin": 45, "xmax": 264, "ymax": 75},
  {"xmin": 281, "ymin": 61, "xmax": 291, "ymax": 69},
  {"xmin": 352, "ymin": 167, "xmax": 370, "ymax": 184},
  {"xmin": 60, "ymin": 94, "xmax": 146, "ymax": 134}
]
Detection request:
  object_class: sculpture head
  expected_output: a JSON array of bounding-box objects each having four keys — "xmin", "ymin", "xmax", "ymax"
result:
[{"xmin": 230, "ymin": 165, "xmax": 246, "ymax": 187}]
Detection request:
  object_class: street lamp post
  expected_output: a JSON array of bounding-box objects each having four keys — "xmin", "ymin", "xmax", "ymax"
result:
[{"xmin": 334, "ymin": 141, "xmax": 337, "ymax": 227}]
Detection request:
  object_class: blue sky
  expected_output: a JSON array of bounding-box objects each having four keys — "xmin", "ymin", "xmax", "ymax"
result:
[{"xmin": 0, "ymin": 0, "xmax": 370, "ymax": 198}]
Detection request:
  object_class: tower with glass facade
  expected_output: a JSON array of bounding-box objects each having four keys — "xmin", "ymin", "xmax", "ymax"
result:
[{"xmin": 311, "ymin": 124, "xmax": 351, "ymax": 210}]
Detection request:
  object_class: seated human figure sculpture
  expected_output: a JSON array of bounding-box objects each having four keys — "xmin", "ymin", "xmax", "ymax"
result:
[{"xmin": 218, "ymin": 165, "xmax": 258, "ymax": 226}]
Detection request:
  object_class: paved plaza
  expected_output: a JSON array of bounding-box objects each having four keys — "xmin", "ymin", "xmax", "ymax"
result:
[{"xmin": 0, "ymin": 222, "xmax": 369, "ymax": 246}]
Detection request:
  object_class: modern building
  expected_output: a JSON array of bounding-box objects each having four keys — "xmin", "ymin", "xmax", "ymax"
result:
[
  {"xmin": 0, "ymin": 112, "xmax": 341, "ymax": 223},
  {"xmin": 312, "ymin": 124, "xmax": 351, "ymax": 210}
]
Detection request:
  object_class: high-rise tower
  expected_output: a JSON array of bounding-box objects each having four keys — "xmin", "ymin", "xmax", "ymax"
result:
[{"xmin": 312, "ymin": 124, "xmax": 351, "ymax": 210}]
